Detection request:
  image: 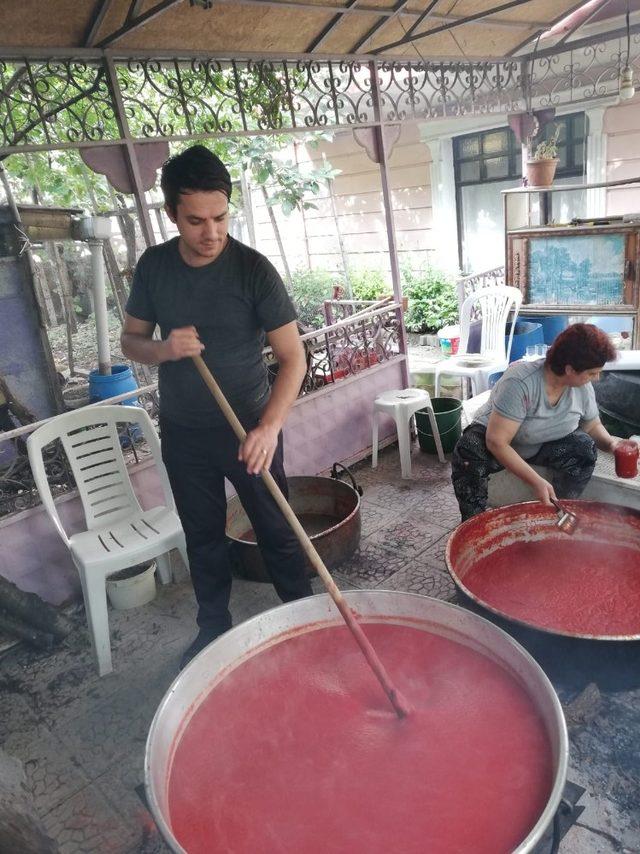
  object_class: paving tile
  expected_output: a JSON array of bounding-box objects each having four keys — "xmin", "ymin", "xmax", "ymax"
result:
[
  {"xmin": 358, "ymin": 501, "xmax": 402, "ymax": 538},
  {"xmin": 364, "ymin": 512, "xmax": 451, "ymax": 560},
  {"xmin": 42, "ymin": 783, "xmax": 137, "ymax": 854},
  {"xmin": 0, "ymin": 677, "xmax": 39, "ymax": 743},
  {"xmin": 380, "ymin": 551, "xmax": 458, "ymax": 602},
  {"xmin": 55, "ymin": 685, "xmax": 153, "ymax": 780},
  {"xmin": 416, "ymin": 529, "xmax": 454, "ymax": 569},
  {"xmin": 335, "ymin": 540, "xmax": 409, "ymax": 588},
  {"xmin": 95, "ymin": 753, "xmax": 170, "ymax": 853},
  {"xmin": 3, "ymin": 724, "xmax": 91, "ymax": 816}
]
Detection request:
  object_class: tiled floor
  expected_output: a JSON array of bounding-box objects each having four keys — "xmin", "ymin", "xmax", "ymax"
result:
[{"xmin": 1, "ymin": 443, "xmax": 639, "ymax": 853}]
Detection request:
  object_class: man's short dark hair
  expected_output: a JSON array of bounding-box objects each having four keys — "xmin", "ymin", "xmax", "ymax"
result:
[{"xmin": 161, "ymin": 145, "xmax": 232, "ymax": 212}]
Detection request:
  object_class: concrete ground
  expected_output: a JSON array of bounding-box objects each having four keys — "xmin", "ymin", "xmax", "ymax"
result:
[
  {"xmin": 0, "ymin": 344, "xmax": 638, "ymax": 853},
  {"xmin": 1, "ymin": 442, "xmax": 639, "ymax": 853}
]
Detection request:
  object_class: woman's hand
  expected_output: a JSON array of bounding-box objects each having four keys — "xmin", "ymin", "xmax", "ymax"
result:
[{"xmin": 531, "ymin": 476, "xmax": 557, "ymax": 507}]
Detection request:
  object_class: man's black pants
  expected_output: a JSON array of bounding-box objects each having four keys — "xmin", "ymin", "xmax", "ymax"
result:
[
  {"xmin": 161, "ymin": 416, "xmax": 313, "ymax": 635},
  {"xmin": 451, "ymin": 424, "xmax": 597, "ymax": 521}
]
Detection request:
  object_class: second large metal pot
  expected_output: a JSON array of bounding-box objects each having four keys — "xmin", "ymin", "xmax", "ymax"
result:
[{"xmin": 226, "ymin": 463, "xmax": 362, "ymax": 580}]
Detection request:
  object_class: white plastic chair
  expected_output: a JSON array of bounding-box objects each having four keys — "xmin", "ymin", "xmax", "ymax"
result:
[
  {"xmin": 372, "ymin": 389, "xmax": 445, "ymax": 479},
  {"xmin": 435, "ymin": 286, "xmax": 523, "ymax": 397},
  {"xmin": 27, "ymin": 405, "xmax": 188, "ymax": 677}
]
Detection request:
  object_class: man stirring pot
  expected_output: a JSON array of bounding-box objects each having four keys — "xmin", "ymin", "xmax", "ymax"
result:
[{"xmin": 121, "ymin": 145, "xmax": 312, "ymax": 668}]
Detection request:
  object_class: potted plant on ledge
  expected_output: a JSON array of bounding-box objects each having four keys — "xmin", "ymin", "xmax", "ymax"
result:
[{"xmin": 526, "ymin": 126, "xmax": 560, "ymax": 188}]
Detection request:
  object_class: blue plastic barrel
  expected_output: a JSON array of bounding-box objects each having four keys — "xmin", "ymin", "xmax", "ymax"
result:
[
  {"xmin": 89, "ymin": 365, "xmax": 141, "ymax": 447},
  {"xmin": 506, "ymin": 321, "xmax": 544, "ymax": 362},
  {"xmin": 89, "ymin": 364, "xmax": 139, "ymax": 405},
  {"xmin": 524, "ymin": 315, "xmax": 568, "ymax": 345}
]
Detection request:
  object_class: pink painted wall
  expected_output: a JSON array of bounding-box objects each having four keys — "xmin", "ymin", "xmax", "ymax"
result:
[
  {"xmin": 604, "ymin": 94, "xmax": 640, "ymax": 214},
  {"xmin": 0, "ymin": 360, "xmax": 404, "ymax": 605}
]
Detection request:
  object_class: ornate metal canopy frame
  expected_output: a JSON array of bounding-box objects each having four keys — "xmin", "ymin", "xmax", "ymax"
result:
[{"xmin": 1, "ymin": 25, "xmax": 639, "ymax": 160}]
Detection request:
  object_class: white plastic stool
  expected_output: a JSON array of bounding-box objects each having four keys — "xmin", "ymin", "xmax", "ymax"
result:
[{"xmin": 372, "ymin": 388, "xmax": 446, "ymax": 478}]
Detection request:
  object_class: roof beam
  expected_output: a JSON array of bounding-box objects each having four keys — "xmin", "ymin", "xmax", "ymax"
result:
[
  {"xmin": 84, "ymin": 0, "xmax": 118, "ymax": 47},
  {"xmin": 521, "ymin": 17, "xmax": 640, "ymax": 60},
  {"xmin": 507, "ymin": 0, "xmax": 609, "ymax": 56},
  {"xmin": 555, "ymin": 0, "xmax": 617, "ymax": 47},
  {"xmin": 96, "ymin": 0, "xmax": 184, "ymax": 48},
  {"xmin": 126, "ymin": 0, "xmax": 147, "ymax": 21},
  {"xmin": 403, "ymin": 0, "xmax": 441, "ymax": 40},
  {"xmin": 371, "ymin": 0, "xmax": 535, "ymax": 54},
  {"xmin": 306, "ymin": 0, "xmax": 360, "ymax": 52},
  {"xmin": 350, "ymin": 0, "xmax": 412, "ymax": 53}
]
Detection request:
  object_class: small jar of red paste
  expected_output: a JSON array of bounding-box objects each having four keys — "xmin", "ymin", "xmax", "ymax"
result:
[{"xmin": 614, "ymin": 441, "xmax": 639, "ymax": 478}]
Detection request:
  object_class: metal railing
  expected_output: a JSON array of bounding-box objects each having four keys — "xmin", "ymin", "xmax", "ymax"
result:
[{"xmin": 0, "ymin": 302, "xmax": 402, "ymax": 519}]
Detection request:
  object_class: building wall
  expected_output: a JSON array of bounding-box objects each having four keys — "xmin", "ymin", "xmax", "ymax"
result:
[
  {"xmin": 604, "ymin": 93, "xmax": 640, "ymax": 215},
  {"xmin": 251, "ymin": 124, "xmax": 434, "ymax": 283}
]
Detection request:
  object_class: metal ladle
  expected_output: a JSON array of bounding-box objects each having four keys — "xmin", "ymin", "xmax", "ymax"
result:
[{"xmin": 550, "ymin": 497, "xmax": 578, "ymax": 535}]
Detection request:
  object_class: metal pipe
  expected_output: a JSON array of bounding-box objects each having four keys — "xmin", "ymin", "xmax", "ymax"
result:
[{"xmin": 88, "ymin": 239, "xmax": 112, "ymax": 375}]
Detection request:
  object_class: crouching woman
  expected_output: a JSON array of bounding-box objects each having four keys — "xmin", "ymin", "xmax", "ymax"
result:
[{"xmin": 451, "ymin": 323, "xmax": 622, "ymax": 521}]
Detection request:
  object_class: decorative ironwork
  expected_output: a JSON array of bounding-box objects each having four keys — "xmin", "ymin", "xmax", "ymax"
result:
[
  {"xmin": 377, "ymin": 61, "xmax": 521, "ymax": 122},
  {"xmin": 0, "ymin": 59, "xmax": 114, "ymax": 150},
  {"xmin": 529, "ymin": 32, "xmax": 640, "ymax": 108},
  {"xmin": 266, "ymin": 304, "xmax": 401, "ymax": 391},
  {"xmin": 1, "ymin": 31, "xmax": 638, "ymax": 155},
  {"xmin": 0, "ymin": 390, "xmax": 159, "ymax": 519}
]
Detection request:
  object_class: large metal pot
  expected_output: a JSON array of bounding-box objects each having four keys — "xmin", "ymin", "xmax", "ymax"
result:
[
  {"xmin": 226, "ymin": 463, "xmax": 362, "ymax": 580},
  {"xmin": 145, "ymin": 590, "xmax": 568, "ymax": 853},
  {"xmin": 446, "ymin": 500, "xmax": 640, "ymax": 640}
]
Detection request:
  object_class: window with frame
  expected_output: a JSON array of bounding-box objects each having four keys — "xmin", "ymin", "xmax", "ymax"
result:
[{"xmin": 453, "ymin": 114, "xmax": 587, "ymax": 273}]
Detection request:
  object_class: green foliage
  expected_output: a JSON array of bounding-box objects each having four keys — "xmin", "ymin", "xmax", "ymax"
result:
[
  {"xmin": 229, "ymin": 135, "xmax": 339, "ymax": 216},
  {"xmin": 349, "ymin": 269, "xmax": 391, "ymax": 301},
  {"xmin": 290, "ymin": 268, "xmax": 341, "ymax": 329},
  {"xmin": 2, "ymin": 59, "xmax": 340, "ymax": 223},
  {"xmin": 402, "ymin": 265, "xmax": 458, "ymax": 334},
  {"xmin": 6, "ymin": 149, "xmax": 111, "ymax": 210},
  {"xmin": 529, "ymin": 125, "xmax": 560, "ymax": 161}
]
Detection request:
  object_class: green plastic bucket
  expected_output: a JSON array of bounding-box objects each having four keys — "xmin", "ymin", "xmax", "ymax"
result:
[{"xmin": 416, "ymin": 398, "xmax": 463, "ymax": 454}]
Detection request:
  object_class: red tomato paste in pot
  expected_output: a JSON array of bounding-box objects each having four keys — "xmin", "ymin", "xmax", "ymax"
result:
[
  {"xmin": 168, "ymin": 623, "xmax": 553, "ymax": 854},
  {"xmin": 463, "ymin": 539, "xmax": 640, "ymax": 636}
]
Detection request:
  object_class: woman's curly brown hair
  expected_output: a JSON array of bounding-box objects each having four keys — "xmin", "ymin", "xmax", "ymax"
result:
[{"xmin": 545, "ymin": 323, "xmax": 616, "ymax": 376}]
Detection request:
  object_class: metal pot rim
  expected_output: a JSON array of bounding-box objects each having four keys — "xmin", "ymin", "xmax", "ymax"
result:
[
  {"xmin": 226, "ymin": 474, "xmax": 361, "ymax": 546},
  {"xmin": 446, "ymin": 500, "xmax": 640, "ymax": 641},
  {"xmin": 145, "ymin": 590, "xmax": 567, "ymax": 854}
]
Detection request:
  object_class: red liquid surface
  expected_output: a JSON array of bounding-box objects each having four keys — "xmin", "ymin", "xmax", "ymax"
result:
[
  {"xmin": 168, "ymin": 623, "xmax": 553, "ymax": 854},
  {"xmin": 463, "ymin": 539, "xmax": 640, "ymax": 636}
]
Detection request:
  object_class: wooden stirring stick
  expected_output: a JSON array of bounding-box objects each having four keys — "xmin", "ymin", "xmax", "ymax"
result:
[{"xmin": 192, "ymin": 355, "xmax": 410, "ymax": 719}]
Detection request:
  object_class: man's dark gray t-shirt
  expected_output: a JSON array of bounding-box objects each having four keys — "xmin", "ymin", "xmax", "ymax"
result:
[{"xmin": 126, "ymin": 236, "xmax": 297, "ymax": 428}]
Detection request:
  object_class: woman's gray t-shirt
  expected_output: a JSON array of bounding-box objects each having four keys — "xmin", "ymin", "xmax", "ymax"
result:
[
  {"xmin": 472, "ymin": 360, "xmax": 599, "ymax": 459},
  {"xmin": 126, "ymin": 236, "xmax": 297, "ymax": 428}
]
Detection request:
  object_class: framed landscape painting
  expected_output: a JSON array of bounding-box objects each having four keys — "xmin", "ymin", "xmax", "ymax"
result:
[{"xmin": 507, "ymin": 225, "xmax": 638, "ymax": 308}]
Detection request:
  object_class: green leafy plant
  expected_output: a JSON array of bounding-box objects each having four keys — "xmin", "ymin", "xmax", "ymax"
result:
[
  {"xmin": 402, "ymin": 265, "xmax": 458, "ymax": 334},
  {"xmin": 290, "ymin": 268, "xmax": 342, "ymax": 329},
  {"xmin": 531, "ymin": 126, "xmax": 560, "ymax": 161},
  {"xmin": 349, "ymin": 269, "xmax": 392, "ymax": 302}
]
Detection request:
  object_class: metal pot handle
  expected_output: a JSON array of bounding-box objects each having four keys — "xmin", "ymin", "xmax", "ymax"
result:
[{"xmin": 331, "ymin": 462, "xmax": 363, "ymax": 496}]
